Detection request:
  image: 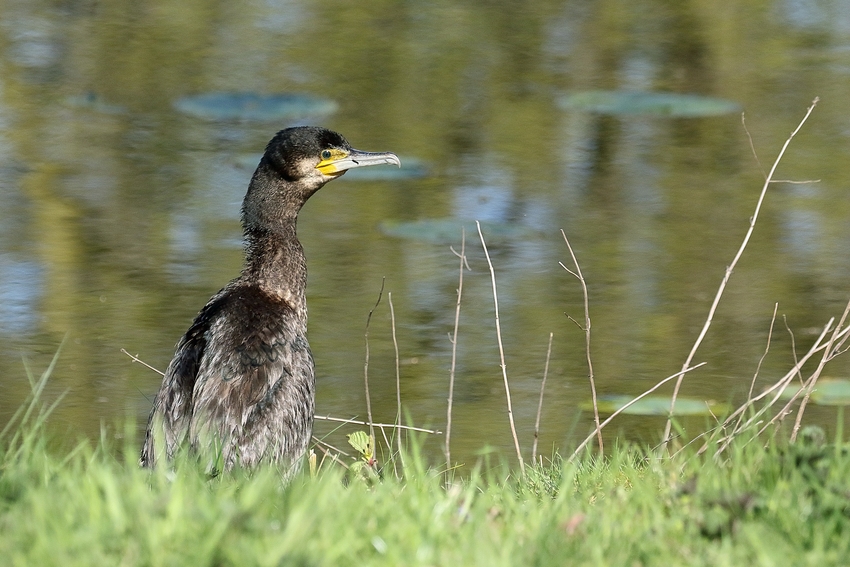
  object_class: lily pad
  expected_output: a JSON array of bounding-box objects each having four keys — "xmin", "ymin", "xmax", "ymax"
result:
[
  {"xmin": 559, "ymin": 91, "xmax": 741, "ymax": 117},
  {"xmin": 778, "ymin": 378, "xmax": 850, "ymax": 406},
  {"xmin": 583, "ymin": 395, "xmax": 730, "ymax": 416},
  {"xmin": 174, "ymin": 92, "xmax": 338, "ymax": 121},
  {"xmin": 379, "ymin": 218, "xmax": 535, "ymax": 244}
]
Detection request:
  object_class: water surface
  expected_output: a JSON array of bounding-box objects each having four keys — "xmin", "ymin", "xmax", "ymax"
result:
[{"xmin": 1, "ymin": 0, "xmax": 849, "ymax": 465}]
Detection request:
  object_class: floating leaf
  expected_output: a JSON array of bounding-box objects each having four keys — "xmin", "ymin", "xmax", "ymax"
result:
[
  {"xmin": 583, "ymin": 395, "xmax": 730, "ymax": 416},
  {"xmin": 559, "ymin": 91, "xmax": 741, "ymax": 117},
  {"xmin": 174, "ymin": 92, "xmax": 338, "ymax": 121},
  {"xmin": 777, "ymin": 378, "xmax": 850, "ymax": 406},
  {"xmin": 379, "ymin": 218, "xmax": 535, "ymax": 244}
]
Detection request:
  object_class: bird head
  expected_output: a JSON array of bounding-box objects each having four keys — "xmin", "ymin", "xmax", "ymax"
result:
[
  {"xmin": 243, "ymin": 126, "xmax": 400, "ymax": 226},
  {"xmin": 263, "ymin": 126, "xmax": 399, "ymax": 191}
]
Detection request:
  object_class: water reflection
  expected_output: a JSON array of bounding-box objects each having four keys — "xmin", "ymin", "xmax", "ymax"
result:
[
  {"xmin": 1, "ymin": 0, "xmax": 849, "ymax": 465},
  {"xmin": 0, "ymin": 256, "xmax": 42, "ymax": 334}
]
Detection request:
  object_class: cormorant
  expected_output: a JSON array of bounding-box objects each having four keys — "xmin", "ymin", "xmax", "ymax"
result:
[{"xmin": 140, "ymin": 126, "xmax": 400, "ymax": 474}]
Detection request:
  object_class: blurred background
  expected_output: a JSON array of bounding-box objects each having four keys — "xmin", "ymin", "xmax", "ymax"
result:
[{"xmin": 1, "ymin": 0, "xmax": 849, "ymax": 465}]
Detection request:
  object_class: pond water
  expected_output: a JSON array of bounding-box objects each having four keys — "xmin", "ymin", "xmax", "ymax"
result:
[{"xmin": 1, "ymin": 0, "xmax": 849, "ymax": 466}]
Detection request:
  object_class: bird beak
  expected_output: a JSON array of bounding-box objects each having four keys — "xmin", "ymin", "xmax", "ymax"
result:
[{"xmin": 316, "ymin": 149, "xmax": 401, "ymax": 176}]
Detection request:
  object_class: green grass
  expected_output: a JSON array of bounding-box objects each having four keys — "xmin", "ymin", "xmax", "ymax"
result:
[{"xmin": 3, "ymin": 364, "xmax": 850, "ymax": 566}]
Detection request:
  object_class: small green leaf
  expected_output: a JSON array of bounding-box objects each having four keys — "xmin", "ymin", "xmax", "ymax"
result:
[{"xmin": 347, "ymin": 431, "xmax": 374, "ymax": 462}]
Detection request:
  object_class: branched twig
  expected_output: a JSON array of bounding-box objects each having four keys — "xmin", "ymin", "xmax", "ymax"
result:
[
  {"xmin": 560, "ymin": 230, "xmax": 602, "ymax": 456},
  {"xmin": 741, "ymin": 315, "xmax": 850, "ymax": 448},
  {"xmin": 705, "ymin": 316, "xmax": 850, "ymax": 456},
  {"xmin": 662, "ymin": 98, "xmax": 820, "ymax": 450},
  {"xmin": 477, "ymin": 221, "xmax": 524, "ymax": 473},
  {"xmin": 446, "ymin": 228, "xmax": 467, "ymax": 469},
  {"xmin": 532, "ymin": 332, "xmax": 554, "ymax": 463}
]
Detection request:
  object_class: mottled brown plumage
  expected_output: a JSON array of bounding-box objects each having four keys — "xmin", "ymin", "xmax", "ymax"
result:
[{"xmin": 141, "ymin": 126, "xmax": 399, "ymax": 474}]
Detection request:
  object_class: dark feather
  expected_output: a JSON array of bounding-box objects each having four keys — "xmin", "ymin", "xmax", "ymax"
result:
[{"xmin": 140, "ymin": 126, "xmax": 397, "ymax": 476}]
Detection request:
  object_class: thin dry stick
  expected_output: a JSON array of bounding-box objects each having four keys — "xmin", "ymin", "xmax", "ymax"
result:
[
  {"xmin": 568, "ymin": 363, "xmax": 707, "ymax": 462},
  {"xmin": 662, "ymin": 98, "xmax": 820, "ymax": 449},
  {"xmin": 121, "ymin": 349, "xmax": 165, "ymax": 376},
  {"xmin": 388, "ymin": 292, "xmax": 404, "ymax": 476},
  {"xmin": 314, "ymin": 414, "xmax": 441, "ymax": 434},
  {"xmin": 363, "ymin": 278, "xmax": 386, "ymax": 446},
  {"xmin": 784, "ymin": 316, "xmax": 806, "ymax": 386},
  {"xmin": 477, "ymin": 221, "xmax": 524, "ymax": 473},
  {"xmin": 730, "ymin": 303, "xmax": 779, "ymax": 436},
  {"xmin": 377, "ymin": 426, "xmax": 394, "ymax": 461},
  {"xmin": 560, "ymin": 230, "xmax": 603, "ymax": 456},
  {"xmin": 312, "ymin": 435, "xmax": 354, "ymax": 458},
  {"xmin": 311, "ymin": 438, "xmax": 350, "ymax": 469},
  {"xmin": 532, "ymin": 332, "xmax": 554, "ymax": 463},
  {"xmin": 445, "ymin": 229, "xmax": 468, "ymax": 469},
  {"xmin": 791, "ymin": 299, "xmax": 850, "ymax": 441}
]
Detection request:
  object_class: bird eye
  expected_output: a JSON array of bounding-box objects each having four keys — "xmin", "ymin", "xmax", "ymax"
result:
[{"xmin": 320, "ymin": 150, "xmax": 332, "ymax": 160}]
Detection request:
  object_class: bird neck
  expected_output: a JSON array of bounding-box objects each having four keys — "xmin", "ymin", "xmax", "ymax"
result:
[{"xmin": 241, "ymin": 222, "xmax": 308, "ymax": 310}]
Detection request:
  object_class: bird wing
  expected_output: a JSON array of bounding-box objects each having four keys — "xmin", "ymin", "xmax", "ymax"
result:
[
  {"xmin": 187, "ymin": 286, "xmax": 311, "ymax": 468},
  {"xmin": 140, "ymin": 288, "xmax": 228, "ymax": 466}
]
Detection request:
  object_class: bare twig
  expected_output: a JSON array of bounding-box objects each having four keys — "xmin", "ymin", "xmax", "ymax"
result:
[
  {"xmin": 560, "ymin": 230, "xmax": 602, "ymax": 456},
  {"xmin": 784, "ymin": 315, "xmax": 805, "ymax": 386},
  {"xmin": 662, "ymin": 98, "xmax": 820, "ymax": 449},
  {"xmin": 446, "ymin": 228, "xmax": 467, "ymax": 469},
  {"xmin": 477, "ymin": 221, "xmax": 524, "ymax": 473},
  {"xmin": 532, "ymin": 332, "xmax": 554, "ymax": 462},
  {"xmin": 742, "ymin": 112, "xmax": 765, "ymax": 178},
  {"xmin": 730, "ymin": 304, "xmax": 779, "ymax": 436},
  {"xmin": 363, "ymin": 278, "xmax": 385, "ymax": 446},
  {"xmin": 568, "ymin": 363, "xmax": 707, "ymax": 462},
  {"xmin": 314, "ymin": 414, "xmax": 441, "ymax": 434},
  {"xmin": 388, "ymin": 292, "xmax": 404, "ymax": 476},
  {"xmin": 378, "ymin": 426, "xmax": 394, "ymax": 463},
  {"xmin": 312, "ymin": 435, "xmax": 353, "ymax": 458},
  {"xmin": 311, "ymin": 437, "xmax": 350, "ymax": 469},
  {"xmin": 121, "ymin": 348, "xmax": 165, "ymax": 376}
]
